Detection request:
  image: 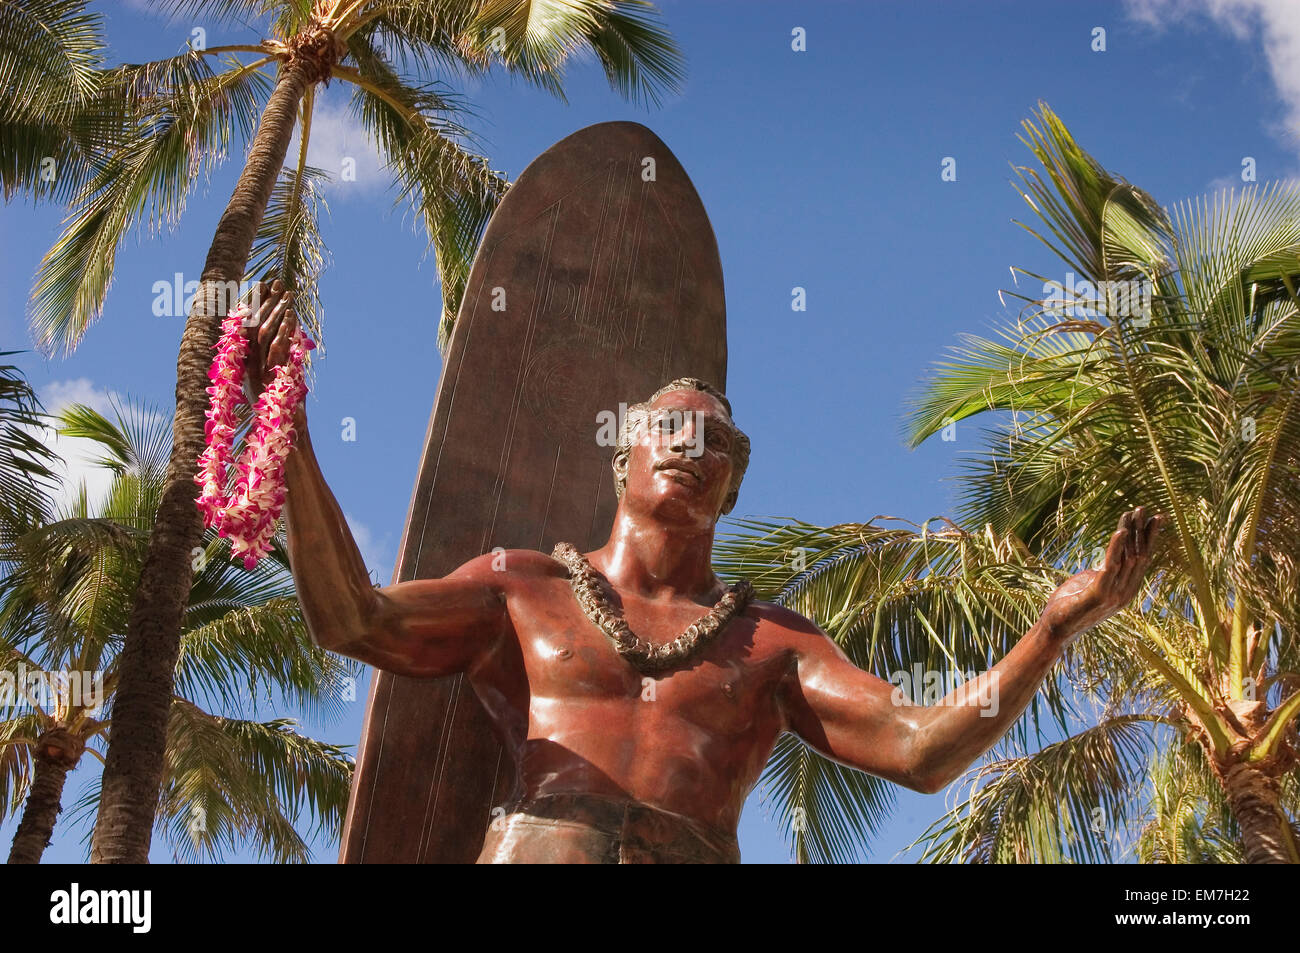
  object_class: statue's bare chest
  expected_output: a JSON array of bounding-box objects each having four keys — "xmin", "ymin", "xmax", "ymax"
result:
[{"xmin": 496, "ymin": 576, "xmax": 790, "ymax": 731}]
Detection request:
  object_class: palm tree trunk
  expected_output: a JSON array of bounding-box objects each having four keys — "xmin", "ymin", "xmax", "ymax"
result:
[
  {"xmin": 89, "ymin": 58, "xmax": 315, "ymax": 864},
  {"xmin": 1221, "ymin": 761, "xmax": 1298, "ymax": 864},
  {"xmin": 8, "ymin": 744, "xmax": 78, "ymax": 864}
]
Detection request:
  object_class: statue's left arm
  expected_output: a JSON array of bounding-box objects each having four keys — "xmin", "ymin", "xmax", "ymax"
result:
[{"xmin": 779, "ymin": 508, "xmax": 1162, "ymax": 794}]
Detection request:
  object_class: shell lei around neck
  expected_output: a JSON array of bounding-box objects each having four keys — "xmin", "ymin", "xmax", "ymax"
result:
[
  {"xmin": 195, "ymin": 304, "xmax": 315, "ymax": 570},
  {"xmin": 551, "ymin": 542, "xmax": 754, "ymax": 675}
]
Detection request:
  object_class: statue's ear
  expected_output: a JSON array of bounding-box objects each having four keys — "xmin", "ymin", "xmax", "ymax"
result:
[
  {"xmin": 720, "ymin": 489, "xmax": 739, "ymax": 516},
  {"xmin": 611, "ymin": 450, "xmax": 629, "ymax": 493}
]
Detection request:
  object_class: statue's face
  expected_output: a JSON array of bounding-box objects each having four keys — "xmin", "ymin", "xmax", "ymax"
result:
[{"xmin": 620, "ymin": 389, "xmax": 738, "ymax": 527}]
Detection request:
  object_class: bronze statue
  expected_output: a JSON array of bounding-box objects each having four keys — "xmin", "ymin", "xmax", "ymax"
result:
[
  {"xmin": 337, "ymin": 122, "xmax": 737, "ymax": 862},
  {"xmin": 245, "ymin": 281, "xmax": 1163, "ymax": 863}
]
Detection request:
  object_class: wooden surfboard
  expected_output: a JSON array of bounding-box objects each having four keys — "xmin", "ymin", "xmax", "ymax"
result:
[{"xmin": 339, "ymin": 121, "xmax": 729, "ymax": 863}]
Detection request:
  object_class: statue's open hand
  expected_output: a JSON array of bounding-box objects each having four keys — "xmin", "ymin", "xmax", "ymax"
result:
[
  {"xmin": 1039, "ymin": 506, "xmax": 1164, "ymax": 642},
  {"xmin": 242, "ymin": 279, "xmax": 299, "ymax": 403}
]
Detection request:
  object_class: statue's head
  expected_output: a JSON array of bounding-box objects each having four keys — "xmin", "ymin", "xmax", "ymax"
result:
[{"xmin": 611, "ymin": 378, "xmax": 751, "ymax": 523}]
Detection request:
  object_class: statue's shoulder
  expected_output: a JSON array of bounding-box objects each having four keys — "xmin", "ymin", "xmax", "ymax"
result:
[
  {"xmin": 740, "ymin": 600, "xmax": 837, "ymax": 672},
  {"xmin": 458, "ymin": 548, "xmax": 568, "ymax": 582},
  {"xmin": 744, "ymin": 598, "xmax": 828, "ymax": 640}
]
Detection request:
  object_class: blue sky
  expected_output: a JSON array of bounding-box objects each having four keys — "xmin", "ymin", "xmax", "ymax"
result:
[{"xmin": 3, "ymin": 0, "xmax": 1298, "ymax": 863}]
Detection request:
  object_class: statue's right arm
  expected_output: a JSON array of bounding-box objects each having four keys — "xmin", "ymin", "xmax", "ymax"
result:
[
  {"xmin": 282, "ymin": 420, "xmax": 509, "ymax": 678},
  {"xmin": 248, "ymin": 282, "xmax": 507, "ymax": 679}
]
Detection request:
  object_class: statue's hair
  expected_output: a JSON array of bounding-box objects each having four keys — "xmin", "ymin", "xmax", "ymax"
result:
[{"xmin": 611, "ymin": 377, "xmax": 751, "ymax": 516}]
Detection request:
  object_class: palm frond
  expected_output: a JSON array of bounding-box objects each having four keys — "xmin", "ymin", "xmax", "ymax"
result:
[
  {"xmin": 338, "ymin": 35, "xmax": 507, "ymax": 346},
  {"xmin": 0, "ymin": 392, "xmax": 359, "ymax": 860},
  {"xmin": 176, "ymin": 596, "xmax": 358, "ymax": 724},
  {"xmin": 0, "ymin": 710, "xmax": 44, "ymax": 821},
  {"xmin": 912, "ymin": 714, "xmax": 1163, "ymax": 863},
  {"xmin": 0, "ymin": 0, "xmax": 111, "ymax": 201},
  {"xmin": 347, "ymin": 0, "xmax": 684, "ymax": 108},
  {"xmin": 0, "ymin": 0, "xmax": 102, "ymax": 120},
  {"xmin": 55, "ymin": 399, "xmax": 171, "ymax": 480},
  {"xmin": 145, "ymin": 0, "xmax": 279, "ymax": 28},
  {"xmin": 245, "ymin": 161, "xmax": 333, "ymax": 343},
  {"xmin": 759, "ymin": 731, "xmax": 895, "ymax": 864},
  {"xmin": 464, "ymin": 0, "xmax": 685, "ymax": 108},
  {"xmin": 1134, "ymin": 742, "xmax": 1244, "ymax": 863},
  {"xmin": 891, "ymin": 103, "xmax": 1300, "ymax": 863},
  {"xmin": 158, "ymin": 698, "xmax": 352, "ymax": 863},
  {"xmin": 0, "ymin": 356, "xmax": 58, "ymax": 535},
  {"xmin": 1009, "ymin": 102, "xmax": 1173, "ymax": 287},
  {"xmin": 28, "ymin": 48, "xmax": 274, "ymax": 354}
]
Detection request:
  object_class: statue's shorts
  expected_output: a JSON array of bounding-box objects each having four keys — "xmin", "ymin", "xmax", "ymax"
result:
[{"xmin": 476, "ymin": 792, "xmax": 741, "ymax": 864}]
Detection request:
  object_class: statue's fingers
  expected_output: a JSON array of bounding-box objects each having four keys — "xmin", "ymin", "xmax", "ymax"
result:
[
  {"xmin": 1113, "ymin": 514, "xmax": 1140, "ymax": 590},
  {"xmin": 1123, "ymin": 508, "xmax": 1140, "ymax": 558},
  {"xmin": 1125, "ymin": 515, "xmax": 1165, "ymax": 588},
  {"xmin": 1124, "ymin": 518, "xmax": 1163, "ymax": 590},
  {"xmin": 1102, "ymin": 522, "xmax": 1128, "ymax": 575},
  {"xmin": 259, "ymin": 292, "xmax": 293, "ymax": 354},
  {"xmin": 279, "ymin": 307, "xmax": 298, "ymax": 344},
  {"xmin": 253, "ymin": 279, "xmax": 283, "ymax": 319},
  {"xmin": 243, "ymin": 281, "xmax": 272, "ymax": 341},
  {"xmin": 1128, "ymin": 510, "xmax": 1150, "ymax": 570},
  {"xmin": 268, "ymin": 308, "xmax": 296, "ymax": 369},
  {"xmin": 1144, "ymin": 514, "xmax": 1165, "ymax": 553},
  {"xmin": 1118, "ymin": 546, "xmax": 1147, "ymax": 594},
  {"xmin": 250, "ymin": 280, "xmax": 270, "ymax": 310}
]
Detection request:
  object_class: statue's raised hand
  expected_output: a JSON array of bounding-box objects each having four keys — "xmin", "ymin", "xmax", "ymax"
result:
[
  {"xmin": 1039, "ymin": 506, "xmax": 1164, "ymax": 642},
  {"xmin": 242, "ymin": 279, "xmax": 300, "ymax": 403}
]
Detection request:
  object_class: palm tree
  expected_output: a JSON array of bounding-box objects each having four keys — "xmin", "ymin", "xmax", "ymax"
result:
[
  {"xmin": 717, "ymin": 104, "xmax": 1300, "ymax": 864},
  {"xmin": 21, "ymin": 0, "xmax": 683, "ymax": 862},
  {"xmin": 2, "ymin": 400, "xmax": 357, "ymax": 862}
]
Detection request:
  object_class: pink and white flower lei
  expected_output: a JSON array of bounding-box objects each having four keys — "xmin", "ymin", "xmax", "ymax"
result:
[{"xmin": 195, "ymin": 303, "xmax": 315, "ymax": 569}]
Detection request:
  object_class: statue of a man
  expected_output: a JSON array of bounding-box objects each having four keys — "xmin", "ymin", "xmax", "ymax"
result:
[{"xmin": 249, "ymin": 285, "xmax": 1163, "ymax": 864}]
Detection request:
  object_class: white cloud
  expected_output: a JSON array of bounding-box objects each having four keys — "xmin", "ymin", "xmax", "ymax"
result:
[
  {"xmin": 289, "ymin": 95, "xmax": 392, "ymax": 198},
  {"xmin": 344, "ymin": 511, "xmax": 394, "ymax": 585},
  {"xmin": 35, "ymin": 379, "xmax": 121, "ymax": 515},
  {"xmin": 1128, "ymin": 0, "xmax": 1300, "ymax": 163},
  {"xmin": 34, "ymin": 382, "xmax": 397, "ymax": 583},
  {"xmin": 1204, "ymin": 173, "xmax": 1242, "ymax": 196}
]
